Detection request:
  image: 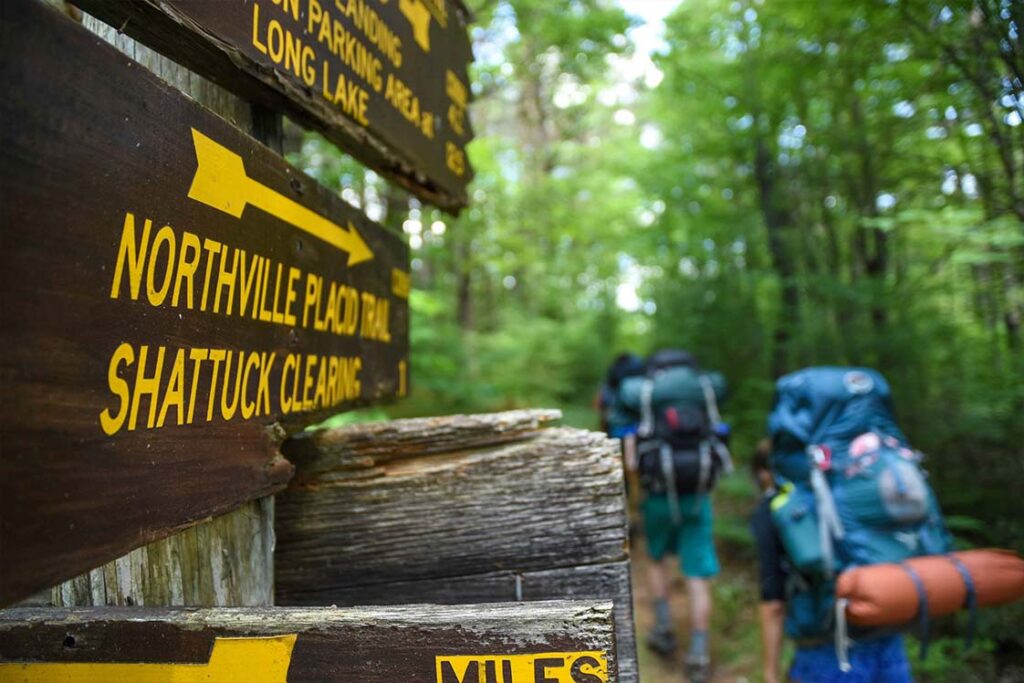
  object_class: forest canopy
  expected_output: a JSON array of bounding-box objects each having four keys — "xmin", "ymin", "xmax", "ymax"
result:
[{"xmin": 294, "ymin": 0, "xmax": 1023, "ymax": 535}]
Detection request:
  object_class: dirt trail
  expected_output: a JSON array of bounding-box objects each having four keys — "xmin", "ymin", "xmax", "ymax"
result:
[{"xmin": 631, "ymin": 537, "xmax": 756, "ymax": 683}]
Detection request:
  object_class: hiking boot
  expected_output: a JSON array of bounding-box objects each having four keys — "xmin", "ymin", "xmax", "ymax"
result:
[
  {"xmin": 646, "ymin": 624, "xmax": 677, "ymax": 657},
  {"xmin": 684, "ymin": 655, "xmax": 711, "ymax": 683}
]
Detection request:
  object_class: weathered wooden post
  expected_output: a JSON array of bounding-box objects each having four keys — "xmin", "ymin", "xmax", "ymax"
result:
[
  {"xmin": 274, "ymin": 410, "xmax": 638, "ymax": 681},
  {"xmin": 0, "ymin": 602, "xmax": 619, "ymax": 681},
  {"xmin": 1, "ymin": 0, "xmax": 639, "ymax": 679}
]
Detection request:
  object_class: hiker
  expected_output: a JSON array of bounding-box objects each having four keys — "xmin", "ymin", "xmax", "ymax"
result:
[
  {"xmin": 596, "ymin": 352, "xmax": 646, "ymax": 440},
  {"xmin": 750, "ymin": 439, "xmax": 788, "ymax": 683},
  {"xmin": 596, "ymin": 352, "xmax": 647, "ymax": 522},
  {"xmin": 752, "ymin": 366, "xmax": 952, "ymax": 683},
  {"xmin": 618, "ymin": 349, "xmax": 732, "ymax": 683}
]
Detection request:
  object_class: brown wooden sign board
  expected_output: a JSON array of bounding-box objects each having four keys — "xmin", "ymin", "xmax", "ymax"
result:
[
  {"xmin": 74, "ymin": 0, "xmax": 476, "ymax": 213},
  {"xmin": 0, "ymin": 603, "xmax": 616, "ymax": 682},
  {"xmin": 0, "ymin": 0, "xmax": 409, "ymax": 607}
]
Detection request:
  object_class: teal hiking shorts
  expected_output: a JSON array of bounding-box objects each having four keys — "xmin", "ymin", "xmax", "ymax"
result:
[{"xmin": 641, "ymin": 493, "xmax": 720, "ymax": 578}]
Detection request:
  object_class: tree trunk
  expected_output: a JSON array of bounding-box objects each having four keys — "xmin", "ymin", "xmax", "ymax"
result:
[{"xmin": 754, "ymin": 133, "xmax": 800, "ymax": 378}]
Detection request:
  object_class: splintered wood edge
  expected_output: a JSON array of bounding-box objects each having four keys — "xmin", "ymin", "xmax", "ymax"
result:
[
  {"xmin": 282, "ymin": 409, "xmax": 566, "ymax": 473},
  {"xmin": 0, "ymin": 600, "xmax": 614, "ymax": 631}
]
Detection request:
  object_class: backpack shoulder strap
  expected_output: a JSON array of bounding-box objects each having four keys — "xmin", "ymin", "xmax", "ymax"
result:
[
  {"xmin": 638, "ymin": 377, "xmax": 655, "ymax": 438},
  {"xmin": 698, "ymin": 374, "xmax": 722, "ymax": 428},
  {"xmin": 699, "ymin": 374, "xmax": 735, "ymax": 475}
]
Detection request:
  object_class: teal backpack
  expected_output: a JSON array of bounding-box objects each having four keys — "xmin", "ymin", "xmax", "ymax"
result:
[
  {"xmin": 766, "ymin": 367, "xmax": 951, "ymax": 649},
  {"xmin": 619, "ymin": 352, "xmax": 731, "ymax": 502}
]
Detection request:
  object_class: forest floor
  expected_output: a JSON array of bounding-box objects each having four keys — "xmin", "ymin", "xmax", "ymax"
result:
[{"xmin": 631, "ymin": 544, "xmax": 761, "ymax": 683}]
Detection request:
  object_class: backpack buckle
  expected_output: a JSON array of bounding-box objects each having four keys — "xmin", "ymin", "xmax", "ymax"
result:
[{"xmin": 809, "ymin": 445, "xmax": 832, "ymax": 471}]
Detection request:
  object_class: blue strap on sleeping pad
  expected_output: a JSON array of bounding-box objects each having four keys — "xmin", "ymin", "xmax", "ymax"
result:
[
  {"xmin": 900, "ymin": 563, "xmax": 930, "ymax": 660},
  {"xmin": 946, "ymin": 554, "xmax": 978, "ymax": 648}
]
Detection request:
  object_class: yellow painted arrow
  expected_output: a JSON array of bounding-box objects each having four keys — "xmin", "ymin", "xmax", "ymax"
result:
[
  {"xmin": 188, "ymin": 128, "xmax": 373, "ymax": 267},
  {"xmin": 0, "ymin": 634, "xmax": 297, "ymax": 682},
  {"xmin": 399, "ymin": 0, "xmax": 432, "ymax": 52}
]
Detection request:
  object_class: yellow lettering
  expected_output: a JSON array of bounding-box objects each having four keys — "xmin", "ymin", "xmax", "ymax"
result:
[
  {"xmin": 284, "ymin": 266, "xmax": 301, "ymax": 326},
  {"xmin": 302, "ymin": 355, "xmax": 317, "ymax": 411},
  {"xmin": 206, "ymin": 349, "xmax": 226, "ymax": 422},
  {"xmin": 446, "ymin": 140, "xmax": 466, "ymax": 177},
  {"xmin": 199, "ymin": 238, "xmax": 222, "ymax": 312},
  {"xmin": 252, "ymin": 3, "xmax": 267, "ymax": 54},
  {"xmin": 258, "ymin": 352, "xmax": 275, "ymax": 415},
  {"xmin": 283, "ymin": 0, "xmax": 300, "ymax": 21},
  {"xmin": 301, "ymin": 45, "xmax": 316, "ymax": 86},
  {"xmin": 214, "ymin": 245, "xmax": 239, "ymax": 315},
  {"xmin": 240, "ymin": 351, "xmax": 261, "ymax": 419},
  {"xmin": 110, "ymin": 213, "xmax": 151, "ymax": 301},
  {"xmin": 327, "ymin": 356, "xmax": 339, "ymax": 406},
  {"xmin": 129, "ymin": 345, "xmax": 165, "ymax": 431},
  {"xmin": 220, "ymin": 351, "xmax": 242, "ymax": 420},
  {"xmin": 267, "ymin": 19, "xmax": 285, "ymax": 64},
  {"xmin": 187, "ymin": 348, "xmax": 208, "ymax": 424},
  {"xmin": 156, "ymin": 348, "xmax": 186, "ymax": 428},
  {"xmin": 313, "ymin": 355, "xmax": 328, "ymax": 408},
  {"xmin": 258, "ymin": 258, "xmax": 274, "ymax": 322},
  {"xmin": 271, "ymin": 263, "xmax": 285, "ymax": 324},
  {"xmin": 172, "ymin": 230, "xmax": 202, "ymax": 308},
  {"xmin": 238, "ymin": 250, "xmax": 259, "ymax": 318},
  {"xmin": 146, "ymin": 226, "xmax": 175, "ymax": 306},
  {"xmin": 99, "ymin": 342, "xmax": 134, "ymax": 435},
  {"xmin": 280, "ymin": 354, "xmax": 295, "ymax": 414},
  {"xmin": 307, "ymin": 0, "xmax": 323, "ymax": 34}
]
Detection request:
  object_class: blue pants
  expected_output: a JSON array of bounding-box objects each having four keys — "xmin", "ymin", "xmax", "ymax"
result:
[{"xmin": 789, "ymin": 635, "xmax": 912, "ymax": 683}]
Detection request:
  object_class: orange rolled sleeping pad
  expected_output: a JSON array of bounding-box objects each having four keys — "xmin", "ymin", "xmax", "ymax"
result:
[{"xmin": 836, "ymin": 549, "xmax": 1024, "ymax": 627}]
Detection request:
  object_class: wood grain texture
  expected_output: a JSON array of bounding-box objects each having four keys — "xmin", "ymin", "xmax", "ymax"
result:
[
  {"xmin": 283, "ymin": 408, "xmax": 563, "ymax": 483},
  {"xmin": 0, "ymin": 602, "xmax": 617, "ymax": 682},
  {"xmin": 50, "ymin": 498, "xmax": 276, "ymax": 608},
  {"xmin": 280, "ymin": 561, "xmax": 637, "ymax": 683},
  {"xmin": 38, "ymin": 13, "xmax": 278, "ymax": 614},
  {"xmin": 73, "ymin": 0, "xmax": 476, "ymax": 212},
  {"xmin": 274, "ymin": 411, "xmax": 637, "ymax": 681},
  {"xmin": 0, "ymin": 0, "xmax": 407, "ymax": 606}
]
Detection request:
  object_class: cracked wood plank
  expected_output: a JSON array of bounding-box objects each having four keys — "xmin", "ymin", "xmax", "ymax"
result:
[
  {"xmin": 0, "ymin": 601, "xmax": 616, "ymax": 682},
  {"xmin": 274, "ymin": 410, "xmax": 637, "ymax": 681}
]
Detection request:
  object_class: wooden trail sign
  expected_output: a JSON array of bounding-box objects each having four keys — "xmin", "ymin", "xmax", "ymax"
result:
[
  {"xmin": 74, "ymin": 0, "xmax": 476, "ymax": 213},
  {"xmin": 0, "ymin": 602, "xmax": 616, "ymax": 682},
  {"xmin": 274, "ymin": 410, "xmax": 638, "ymax": 682},
  {"xmin": 0, "ymin": 0, "xmax": 408, "ymax": 606}
]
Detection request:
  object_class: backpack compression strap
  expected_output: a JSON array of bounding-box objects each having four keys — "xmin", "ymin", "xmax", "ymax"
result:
[
  {"xmin": 900, "ymin": 563, "xmax": 932, "ymax": 661},
  {"xmin": 639, "ymin": 378, "xmax": 655, "ymax": 438},
  {"xmin": 946, "ymin": 554, "xmax": 978, "ymax": 648},
  {"xmin": 659, "ymin": 443, "xmax": 683, "ymax": 525},
  {"xmin": 698, "ymin": 375, "xmax": 722, "ymax": 429},
  {"xmin": 808, "ymin": 446, "xmax": 845, "ymax": 577},
  {"xmin": 699, "ymin": 375, "xmax": 735, "ymax": 475},
  {"xmin": 835, "ymin": 597, "xmax": 852, "ymax": 673}
]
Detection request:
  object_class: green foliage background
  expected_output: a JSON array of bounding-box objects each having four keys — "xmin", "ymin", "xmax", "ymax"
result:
[{"xmin": 294, "ymin": 0, "xmax": 1023, "ymax": 679}]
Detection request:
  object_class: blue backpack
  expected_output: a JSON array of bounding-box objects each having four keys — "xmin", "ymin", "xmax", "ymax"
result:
[{"xmin": 767, "ymin": 367, "xmax": 951, "ymax": 640}]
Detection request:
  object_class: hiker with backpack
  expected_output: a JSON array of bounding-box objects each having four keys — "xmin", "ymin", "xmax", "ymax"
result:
[
  {"xmin": 596, "ymin": 353, "xmax": 647, "ymax": 517},
  {"xmin": 618, "ymin": 349, "xmax": 733, "ymax": 683},
  {"xmin": 752, "ymin": 366, "xmax": 951, "ymax": 682},
  {"xmin": 596, "ymin": 352, "xmax": 646, "ymax": 439}
]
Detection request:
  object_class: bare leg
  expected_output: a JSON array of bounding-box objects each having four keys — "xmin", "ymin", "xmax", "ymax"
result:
[
  {"xmin": 647, "ymin": 556, "xmax": 671, "ymax": 603},
  {"xmin": 645, "ymin": 557, "xmax": 677, "ymax": 655},
  {"xmin": 685, "ymin": 577, "xmax": 713, "ymax": 682},
  {"xmin": 687, "ymin": 577, "xmax": 712, "ymax": 632}
]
